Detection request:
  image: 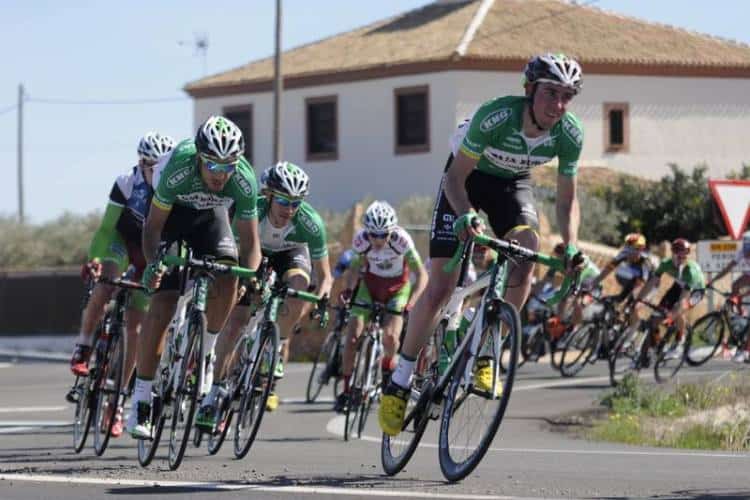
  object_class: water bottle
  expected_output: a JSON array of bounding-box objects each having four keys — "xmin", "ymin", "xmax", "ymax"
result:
[{"xmin": 439, "ymin": 307, "xmax": 475, "ymax": 375}]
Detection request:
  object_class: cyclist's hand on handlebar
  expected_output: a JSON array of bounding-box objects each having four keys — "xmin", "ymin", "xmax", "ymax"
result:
[
  {"xmin": 142, "ymin": 261, "xmax": 166, "ymax": 293},
  {"xmin": 453, "ymin": 211, "xmax": 484, "ymax": 241},
  {"xmin": 80, "ymin": 258, "xmax": 102, "ymax": 283},
  {"xmin": 339, "ymin": 288, "xmax": 353, "ymax": 305}
]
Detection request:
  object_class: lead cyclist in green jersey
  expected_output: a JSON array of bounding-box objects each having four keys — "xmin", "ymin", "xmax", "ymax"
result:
[
  {"xmin": 127, "ymin": 116, "xmax": 262, "ymax": 439},
  {"xmin": 380, "ymin": 53, "xmax": 585, "ymax": 436},
  {"xmin": 199, "ymin": 162, "xmax": 333, "ymax": 426}
]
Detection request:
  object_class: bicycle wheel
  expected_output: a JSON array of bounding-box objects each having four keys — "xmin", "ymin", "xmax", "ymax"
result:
[
  {"xmin": 520, "ymin": 323, "xmax": 545, "ymax": 364},
  {"xmin": 381, "ymin": 321, "xmax": 441, "ymax": 476},
  {"xmin": 609, "ymin": 328, "xmax": 645, "ymax": 387},
  {"xmin": 72, "ymin": 376, "xmax": 94, "ymax": 453},
  {"xmin": 233, "ymin": 322, "xmax": 278, "ymax": 459},
  {"xmin": 93, "ymin": 331, "xmax": 124, "ymax": 456},
  {"xmin": 439, "ymin": 300, "xmax": 520, "ymax": 482},
  {"xmin": 357, "ymin": 342, "xmax": 381, "ymax": 439},
  {"xmin": 167, "ymin": 311, "xmax": 204, "ymax": 471},
  {"xmin": 345, "ymin": 335, "xmax": 371, "ymax": 441},
  {"xmin": 686, "ymin": 312, "xmax": 724, "ymax": 367},
  {"xmin": 137, "ymin": 352, "xmax": 169, "ymax": 467},
  {"xmin": 654, "ymin": 328, "xmax": 688, "ymax": 383},
  {"xmin": 306, "ymin": 330, "xmax": 338, "ymax": 403},
  {"xmin": 559, "ymin": 322, "xmax": 599, "ymax": 378}
]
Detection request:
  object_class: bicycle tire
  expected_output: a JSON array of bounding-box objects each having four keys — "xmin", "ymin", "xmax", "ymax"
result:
[
  {"xmin": 559, "ymin": 322, "xmax": 599, "ymax": 378},
  {"xmin": 357, "ymin": 340, "xmax": 381, "ymax": 439},
  {"xmin": 654, "ymin": 327, "xmax": 688, "ymax": 383},
  {"xmin": 381, "ymin": 321, "xmax": 442, "ymax": 476},
  {"xmin": 233, "ymin": 322, "xmax": 278, "ymax": 459},
  {"xmin": 345, "ymin": 335, "xmax": 371, "ymax": 441},
  {"xmin": 686, "ymin": 312, "xmax": 724, "ymax": 367},
  {"xmin": 137, "ymin": 351, "xmax": 169, "ymax": 467},
  {"xmin": 608, "ymin": 327, "xmax": 645, "ymax": 387},
  {"xmin": 93, "ymin": 330, "xmax": 124, "ymax": 456},
  {"xmin": 167, "ymin": 310, "xmax": 205, "ymax": 471},
  {"xmin": 438, "ymin": 300, "xmax": 520, "ymax": 482},
  {"xmin": 306, "ymin": 330, "xmax": 338, "ymax": 403},
  {"xmin": 72, "ymin": 376, "xmax": 94, "ymax": 454}
]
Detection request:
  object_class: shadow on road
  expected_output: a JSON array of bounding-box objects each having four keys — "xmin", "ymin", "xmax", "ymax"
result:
[{"xmin": 599, "ymin": 490, "xmax": 750, "ymax": 499}]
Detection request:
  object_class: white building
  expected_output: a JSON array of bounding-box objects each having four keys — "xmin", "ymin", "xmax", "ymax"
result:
[{"xmin": 185, "ymin": 0, "xmax": 750, "ymax": 211}]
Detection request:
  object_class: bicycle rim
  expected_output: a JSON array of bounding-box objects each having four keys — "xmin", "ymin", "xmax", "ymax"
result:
[
  {"xmin": 439, "ymin": 301, "xmax": 519, "ymax": 482},
  {"xmin": 167, "ymin": 313, "xmax": 204, "ymax": 471},
  {"xmin": 306, "ymin": 331, "xmax": 336, "ymax": 403},
  {"xmin": 381, "ymin": 321, "xmax": 442, "ymax": 476},
  {"xmin": 233, "ymin": 323, "xmax": 277, "ymax": 459},
  {"xmin": 609, "ymin": 328, "xmax": 643, "ymax": 387},
  {"xmin": 72, "ymin": 377, "xmax": 94, "ymax": 453},
  {"xmin": 94, "ymin": 333, "xmax": 124, "ymax": 456},
  {"xmin": 345, "ymin": 336, "xmax": 371, "ymax": 441},
  {"xmin": 560, "ymin": 323, "xmax": 598, "ymax": 378},
  {"xmin": 654, "ymin": 330, "xmax": 687, "ymax": 383},
  {"xmin": 686, "ymin": 312, "xmax": 724, "ymax": 366},
  {"xmin": 358, "ymin": 344, "xmax": 381, "ymax": 439}
]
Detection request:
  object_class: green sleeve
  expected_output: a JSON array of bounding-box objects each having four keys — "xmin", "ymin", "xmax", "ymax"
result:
[
  {"xmin": 685, "ymin": 261, "xmax": 706, "ymax": 289},
  {"xmin": 459, "ymin": 102, "xmax": 494, "ymax": 160},
  {"xmin": 547, "ymin": 275, "xmax": 574, "ymax": 307},
  {"xmin": 88, "ymin": 203, "xmax": 124, "ymax": 261},
  {"xmin": 309, "ymin": 222, "xmax": 328, "ymax": 260},
  {"xmin": 405, "ymin": 247, "xmax": 424, "ymax": 269},
  {"xmin": 231, "ymin": 162, "xmax": 259, "ymax": 220},
  {"xmin": 654, "ymin": 259, "xmax": 670, "ymax": 277},
  {"xmin": 557, "ymin": 114, "xmax": 584, "ymax": 177}
]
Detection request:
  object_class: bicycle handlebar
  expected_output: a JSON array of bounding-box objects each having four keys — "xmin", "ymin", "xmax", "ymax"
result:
[
  {"xmin": 160, "ymin": 254, "xmax": 256, "ymax": 279},
  {"xmin": 442, "ymin": 234, "xmax": 565, "ymax": 274}
]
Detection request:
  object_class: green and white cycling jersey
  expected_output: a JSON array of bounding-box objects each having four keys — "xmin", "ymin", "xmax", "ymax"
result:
[
  {"xmin": 351, "ymin": 227, "xmax": 423, "ymax": 279},
  {"xmin": 255, "ymin": 197, "xmax": 328, "ymax": 260},
  {"xmin": 547, "ymin": 258, "xmax": 600, "ymax": 306},
  {"xmin": 455, "ymin": 95, "xmax": 583, "ymax": 179},
  {"xmin": 152, "ymin": 139, "xmax": 258, "ymax": 220},
  {"xmin": 655, "ymin": 258, "xmax": 706, "ymax": 290}
]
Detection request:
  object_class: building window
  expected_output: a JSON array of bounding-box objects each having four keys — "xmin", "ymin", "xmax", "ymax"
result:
[
  {"xmin": 395, "ymin": 85, "xmax": 430, "ymax": 154},
  {"xmin": 306, "ymin": 96, "xmax": 338, "ymax": 161},
  {"xmin": 603, "ymin": 102, "xmax": 629, "ymax": 153},
  {"xmin": 223, "ymin": 105, "xmax": 253, "ymax": 164}
]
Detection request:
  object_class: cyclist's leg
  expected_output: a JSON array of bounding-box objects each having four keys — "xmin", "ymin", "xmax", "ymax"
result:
[
  {"xmin": 121, "ymin": 244, "xmax": 148, "ymax": 398},
  {"xmin": 276, "ymin": 248, "xmax": 313, "ymax": 368},
  {"xmin": 382, "ymin": 282, "xmax": 411, "ymax": 375},
  {"xmin": 215, "ymin": 304, "xmax": 252, "ymax": 382}
]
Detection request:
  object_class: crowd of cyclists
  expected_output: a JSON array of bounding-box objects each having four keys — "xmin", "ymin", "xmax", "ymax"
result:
[{"xmin": 66, "ymin": 52, "xmax": 750, "ymax": 478}]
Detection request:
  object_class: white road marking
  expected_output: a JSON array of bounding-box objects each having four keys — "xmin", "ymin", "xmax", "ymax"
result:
[
  {"xmin": 0, "ymin": 426, "xmax": 33, "ymax": 434},
  {"xmin": 0, "ymin": 473, "xmax": 551, "ymax": 499},
  {"xmin": 0, "ymin": 406, "xmax": 66, "ymax": 414},
  {"xmin": 282, "ymin": 397, "xmax": 335, "ymax": 404},
  {"xmin": 0, "ymin": 362, "xmax": 12, "ymax": 368},
  {"xmin": 0, "ymin": 420, "xmax": 69, "ymax": 427}
]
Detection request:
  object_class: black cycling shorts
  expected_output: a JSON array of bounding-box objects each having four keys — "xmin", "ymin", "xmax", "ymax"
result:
[
  {"xmin": 429, "ymin": 153, "xmax": 539, "ymax": 259},
  {"xmin": 158, "ymin": 204, "xmax": 239, "ymax": 292},
  {"xmin": 237, "ymin": 246, "xmax": 312, "ymax": 306},
  {"xmin": 658, "ymin": 282, "xmax": 684, "ymax": 310}
]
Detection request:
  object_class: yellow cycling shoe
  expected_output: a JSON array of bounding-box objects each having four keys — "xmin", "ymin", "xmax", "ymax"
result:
[
  {"xmin": 378, "ymin": 382, "xmax": 409, "ymax": 437},
  {"xmin": 266, "ymin": 392, "xmax": 279, "ymax": 412},
  {"xmin": 473, "ymin": 357, "xmax": 503, "ymax": 397}
]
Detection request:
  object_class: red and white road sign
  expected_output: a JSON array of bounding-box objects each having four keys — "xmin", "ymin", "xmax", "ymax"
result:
[{"xmin": 709, "ymin": 179, "xmax": 750, "ymax": 239}]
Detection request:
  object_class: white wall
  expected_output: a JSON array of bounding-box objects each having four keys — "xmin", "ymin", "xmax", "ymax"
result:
[{"xmin": 193, "ymin": 70, "xmax": 750, "ymax": 210}]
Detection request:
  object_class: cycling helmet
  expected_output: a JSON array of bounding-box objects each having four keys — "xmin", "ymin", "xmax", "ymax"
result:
[
  {"xmin": 261, "ymin": 162, "xmax": 310, "ymax": 198},
  {"xmin": 137, "ymin": 132, "xmax": 175, "ymax": 163},
  {"xmin": 671, "ymin": 238, "xmax": 691, "ymax": 254},
  {"xmin": 363, "ymin": 201, "xmax": 397, "ymax": 233},
  {"xmin": 195, "ymin": 115, "xmax": 244, "ymax": 163},
  {"xmin": 524, "ymin": 53, "xmax": 583, "ymax": 93},
  {"xmin": 624, "ymin": 233, "xmax": 647, "ymax": 250}
]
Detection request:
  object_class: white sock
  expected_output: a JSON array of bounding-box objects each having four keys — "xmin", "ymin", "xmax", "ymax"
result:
[
  {"xmin": 132, "ymin": 377, "xmax": 153, "ymax": 405},
  {"xmin": 391, "ymin": 355, "xmax": 416, "ymax": 389},
  {"xmin": 203, "ymin": 331, "xmax": 219, "ymax": 359}
]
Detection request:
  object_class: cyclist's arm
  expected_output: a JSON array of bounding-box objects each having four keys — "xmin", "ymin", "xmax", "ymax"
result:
[
  {"xmin": 235, "ymin": 217, "xmax": 261, "ymax": 270},
  {"xmin": 637, "ymin": 274, "xmax": 661, "ymax": 302},
  {"xmin": 406, "ymin": 249, "xmax": 428, "ymax": 309},
  {"xmin": 344, "ymin": 253, "xmax": 363, "ymax": 291},
  {"xmin": 142, "ymin": 201, "xmax": 171, "ymax": 263},
  {"xmin": 88, "ymin": 202, "xmax": 124, "ymax": 261},
  {"xmin": 444, "ymin": 151, "xmax": 479, "ymax": 224},
  {"xmin": 313, "ymin": 255, "xmax": 333, "ymax": 299},
  {"xmin": 556, "ymin": 173, "xmax": 579, "ymax": 247},
  {"xmin": 547, "ymin": 275, "xmax": 573, "ymax": 307}
]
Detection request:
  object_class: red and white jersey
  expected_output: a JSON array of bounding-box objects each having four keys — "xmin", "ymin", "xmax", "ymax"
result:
[{"xmin": 352, "ymin": 226, "xmax": 417, "ymax": 279}]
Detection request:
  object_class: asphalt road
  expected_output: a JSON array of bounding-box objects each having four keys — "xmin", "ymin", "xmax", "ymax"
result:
[{"xmin": 1, "ymin": 355, "xmax": 749, "ymax": 500}]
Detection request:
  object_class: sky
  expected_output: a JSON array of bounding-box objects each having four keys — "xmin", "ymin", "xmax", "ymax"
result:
[{"xmin": 1, "ymin": 0, "xmax": 749, "ymax": 223}]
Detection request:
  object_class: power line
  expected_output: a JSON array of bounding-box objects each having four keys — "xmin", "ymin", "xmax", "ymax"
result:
[{"xmin": 26, "ymin": 96, "xmax": 188, "ymax": 105}]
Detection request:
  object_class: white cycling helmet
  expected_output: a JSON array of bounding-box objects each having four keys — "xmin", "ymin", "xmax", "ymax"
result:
[
  {"xmin": 137, "ymin": 132, "xmax": 175, "ymax": 163},
  {"xmin": 363, "ymin": 201, "xmax": 397, "ymax": 233},
  {"xmin": 524, "ymin": 53, "xmax": 583, "ymax": 93},
  {"xmin": 261, "ymin": 161, "xmax": 310, "ymax": 198},
  {"xmin": 195, "ymin": 115, "xmax": 244, "ymax": 163}
]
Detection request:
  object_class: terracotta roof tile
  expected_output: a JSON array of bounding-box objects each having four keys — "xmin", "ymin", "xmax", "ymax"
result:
[{"xmin": 185, "ymin": 0, "xmax": 750, "ymax": 95}]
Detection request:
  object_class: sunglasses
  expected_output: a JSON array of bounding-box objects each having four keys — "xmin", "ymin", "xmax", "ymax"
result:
[
  {"xmin": 368, "ymin": 231, "xmax": 389, "ymax": 239},
  {"xmin": 274, "ymin": 195, "xmax": 302, "ymax": 208},
  {"xmin": 203, "ymin": 158, "xmax": 237, "ymax": 174}
]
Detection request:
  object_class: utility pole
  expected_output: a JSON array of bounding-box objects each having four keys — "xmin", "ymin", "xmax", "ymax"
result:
[
  {"xmin": 17, "ymin": 83, "xmax": 24, "ymax": 224},
  {"xmin": 273, "ymin": 0, "xmax": 283, "ymax": 163}
]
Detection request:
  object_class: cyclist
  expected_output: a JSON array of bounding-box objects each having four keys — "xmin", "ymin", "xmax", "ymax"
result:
[
  {"xmin": 588, "ymin": 233, "xmax": 654, "ymax": 341},
  {"xmin": 71, "ymin": 132, "xmax": 175, "ymax": 437},
  {"xmin": 379, "ymin": 53, "xmax": 584, "ymax": 436},
  {"xmin": 707, "ymin": 230, "xmax": 750, "ymax": 362},
  {"xmin": 545, "ymin": 242, "xmax": 600, "ymax": 332},
  {"xmin": 197, "ymin": 161, "xmax": 332, "ymax": 428},
  {"xmin": 333, "ymin": 248, "xmax": 356, "ymax": 279},
  {"xmin": 334, "ymin": 201, "xmax": 428, "ymax": 413},
  {"xmin": 126, "ymin": 116, "xmax": 262, "ymax": 439},
  {"xmin": 636, "ymin": 238, "xmax": 706, "ymax": 361}
]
